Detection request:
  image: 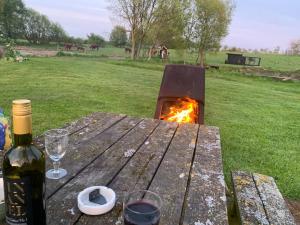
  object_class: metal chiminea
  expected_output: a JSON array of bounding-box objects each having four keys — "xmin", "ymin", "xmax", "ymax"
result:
[{"xmin": 154, "ymin": 64, "xmax": 205, "ymax": 124}]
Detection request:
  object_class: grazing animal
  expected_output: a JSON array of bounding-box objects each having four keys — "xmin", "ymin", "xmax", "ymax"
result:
[
  {"xmin": 64, "ymin": 43, "xmax": 73, "ymax": 51},
  {"xmin": 160, "ymin": 46, "xmax": 168, "ymax": 60},
  {"xmin": 90, "ymin": 44, "xmax": 100, "ymax": 51},
  {"xmin": 125, "ymin": 47, "xmax": 132, "ymax": 54},
  {"xmin": 77, "ymin": 46, "xmax": 85, "ymax": 51}
]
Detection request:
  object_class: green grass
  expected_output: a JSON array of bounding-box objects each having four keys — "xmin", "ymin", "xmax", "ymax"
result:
[
  {"xmin": 18, "ymin": 41, "xmax": 300, "ymax": 71},
  {"xmin": 169, "ymin": 50, "xmax": 300, "ymax": 71},
  {"xmin": 57, "ymin": 47, "xmax": 300, "ymax": 72},
  {"xmin": 0, "ymin": 57, "xmax": 299, "ymax": 199}
]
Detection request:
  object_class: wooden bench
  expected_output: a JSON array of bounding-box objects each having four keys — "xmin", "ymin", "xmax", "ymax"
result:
[{"xmin": 232, "ymin": 171, "xmax": 296, "ymax": 225}]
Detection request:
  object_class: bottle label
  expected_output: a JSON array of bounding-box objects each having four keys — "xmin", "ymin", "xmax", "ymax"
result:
[{"xmin": 4, "ymin": 177, "xmax": 33, "ymax": 225}]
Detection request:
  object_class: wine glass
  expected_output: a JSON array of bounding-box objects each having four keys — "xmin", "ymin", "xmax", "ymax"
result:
[
  {"xmin": 123, "ymin": 190, "xmax": 162, "ymax": 225},
  {"xmin": 44, "ymin": 129, "xmax": 69, "ymax": 179}
]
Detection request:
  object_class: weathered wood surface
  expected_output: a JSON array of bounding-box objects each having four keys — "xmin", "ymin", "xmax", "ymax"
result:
[
  {"xmin": 46, "ymin": 113, "xmax": 131, "ymax": 197},
  {"xmin": 232, "ymin": 171, "xmax": 296, "ymax": 225},
  {"xmin": 1, "ymin": 112, "xmax": 229, "ymax": 225},
  {"xmin": 46, "ymin": 119, "xmax": 159, "ymax": 225},
  {"xmin": 34, "ymin": 112, "xmax": 117, "ymax": 149},
  {"xmin": 147, "ymin": 123, "xmax": 199, "ymax": 225},
  {"xmin": 232, "ymin": 171, "xmax": 269, "ymax": 225},
  {"xmin": 253, "ymin": 173, "xmax": 296, "ymax": 225},
  {"xmin": 77, "ymin": 121, "xmax": 178, "ymax": 225},
  {"xmin": 182, "ymin": 126, "xmax": 228, "ymax": 225}
]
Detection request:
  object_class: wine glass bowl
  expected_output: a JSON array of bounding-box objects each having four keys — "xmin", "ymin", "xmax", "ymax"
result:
[
  {"xmin": 123, "ymin": 190, "xmax": 162, "ymax": 225},
  {"xmin": 44, "ymin": 129, "xmax": 69, "ymax": 179}
]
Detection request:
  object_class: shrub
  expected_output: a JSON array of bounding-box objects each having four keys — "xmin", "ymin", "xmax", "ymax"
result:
[{"xmin": 0, "ymin": 35, "xmax": 27, "ymax": 62}]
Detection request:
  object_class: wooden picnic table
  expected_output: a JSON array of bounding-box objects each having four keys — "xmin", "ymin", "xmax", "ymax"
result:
[{"xmin": 4, "ymin": 112, "xmax": 228, "ymax": 225}]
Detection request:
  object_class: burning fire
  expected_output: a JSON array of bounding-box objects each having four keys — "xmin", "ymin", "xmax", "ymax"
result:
[{"xmin": 160, "ymin": 97, "xmax": 198, "ymax": 123}]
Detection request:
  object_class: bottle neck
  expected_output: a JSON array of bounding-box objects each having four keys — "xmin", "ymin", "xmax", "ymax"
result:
[
  {"xmin": 13, "ymin": 114, "xmax": 33, "ymax": 146},
  {"xmin": 14, "ymin": 133, "xmax": 32, "ymax": 146}
]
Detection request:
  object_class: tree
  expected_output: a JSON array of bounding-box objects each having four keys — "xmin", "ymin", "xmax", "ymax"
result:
[
  {"xmin": 87, "ymin": 33, "xmax": 105, "ymax": 46},
  {"xmin": 111, "ymin": 0, "xmax": 159, "ymax": 59},
  {"xmin": 24, "ymin": 9, "xmax": 47, "ymax": 43},
  {"xmin": 290, "ymin": 40, "xmax": 300, "ymax": 55},
  {"xmin": 74, "ymin": 37, "xmax": 85, "ymax": 45},
  {"xmin": 110, "ymin": 25, "xmax": 128, "ymax": 47},
  {"xmin": 0, "ymin": 0, "xmax": 4, "ymax": 13},
  {"xmin": 273, "ymin": 46, "xmax": 280, "ymax": 54},
  {"xmin": 24, "ymin": 8, "xmax": 67, "ymax": 44},
  {"xmin": 223, "ymin": 45, "xmax": 228, "ymax": 51},
  {"xmin": 187, "ymin": 0, "xmax": 234, "ymax": 66},
  {"xmin": 49, "ymin": 23, "xmax": 67, "ymax": 43},
  {"xmin": 0, "ymin": 0, "xmax": 26, "ymax": 39},
  {"xmin": 145, "ymin": 0, "xmax": 186, "ymax": 55}
]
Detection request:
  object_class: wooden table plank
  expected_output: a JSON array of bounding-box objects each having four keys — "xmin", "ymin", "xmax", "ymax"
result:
[
  {"xmin": 77, "ymin": 121, "xmax": 178, "ymax": 225},
  {"xmin": 34, "ymin": 112, "xmax": 117, "ymax": 149},
  {"xmin": 146, "ymin": 123, "xmax": 199, "ymax": 225},
  {"xmin": 232, "ymin": 171, "xmax": 269, "ymax": 225},
  {"xmin": 253, "ymin": 173, "xmax": 296, "ymax": 225},
  {"xmin": 2, "ymin": 112, "xmax": 230, "ymax": 225},
  {"xmin": 46, "ymin": 113, "xmax": 130, "ymax": 197},
  {"xmin": 46, "ymin": 119, "xmax": 159, "ymax": 225},
  {"xmin": 182, "ymin": 126, "xmax": 228, "ymax": 225}
]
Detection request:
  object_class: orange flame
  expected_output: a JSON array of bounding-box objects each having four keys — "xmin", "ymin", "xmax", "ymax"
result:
[{"xmin": 160, "ymin": 97, "xmax": 198, "ymax": 123}]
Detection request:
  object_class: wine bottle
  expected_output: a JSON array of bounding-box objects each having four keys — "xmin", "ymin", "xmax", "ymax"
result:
[{"xmin": 2, "ymin": 99, "xmax": 46, "ymax": 225}]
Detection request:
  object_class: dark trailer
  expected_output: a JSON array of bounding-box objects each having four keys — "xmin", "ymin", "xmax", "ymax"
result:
[{"xmin": 225, "ymin": 53, "xmax": 261, "ymax": 66}]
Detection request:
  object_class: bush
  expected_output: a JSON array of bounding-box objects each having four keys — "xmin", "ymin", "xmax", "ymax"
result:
[
  {"xmin": 0, "ymin": 37, "xmax": 28, "ymax": 62},
  {"xmin": 56, "ymin": 51, "xmax": 67, "ymax": 56},
  {"xmin": 87, "ymin": 33, "xmax": 105, "ymax": 47},
  {"xmin": 109, "ymin": 26, "xmax": 127, "ymax": 47}
]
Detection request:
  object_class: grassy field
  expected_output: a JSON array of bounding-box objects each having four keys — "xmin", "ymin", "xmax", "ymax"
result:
[
  {"xmin": 65, "ymin": 48, "xmax": 300, "ymax": 72},
  {"xmin": 0, "ymin": 56, "xmax": 299, "ymax": 200},
  {"xmin": 16, "ymin": 42, "xmax": 300, "ymax": 71}
]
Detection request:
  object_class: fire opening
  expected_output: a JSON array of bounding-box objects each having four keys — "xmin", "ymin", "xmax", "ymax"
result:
[{"xmin": 160, "ymin": 97, "xmax": 198, "ymax": 124}]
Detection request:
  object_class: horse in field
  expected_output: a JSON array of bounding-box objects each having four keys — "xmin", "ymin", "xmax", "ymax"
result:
[
  {"xmin": 64, "ymin": 43, "xmax": 73, "ymax": 51},
  {"xmin": 160, "ymin": 46, "xmax": 169, "ymax": 60},
  {"xmin": 76, "ymin": 46, "xmax": 85, "ymax": 51},
  {"xmin": 90, "ymin": 44, "xmax": 100, "ymax": 51}
]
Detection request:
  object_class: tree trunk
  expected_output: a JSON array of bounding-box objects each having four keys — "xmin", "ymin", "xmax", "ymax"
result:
[
  {"xmin": 147, "ymin": 46, "xmax": 152, "ymax": 60},
  {"xmin": 131, "ymin": 30, "xmax": 136, "ymax": 60},
  {"xmin": 199, "ymin": 48, "xmax": 205, "ymax": 67},
  {"xmin": 136, "ymin": 41, "xmax": 142, "ymax": 58}
]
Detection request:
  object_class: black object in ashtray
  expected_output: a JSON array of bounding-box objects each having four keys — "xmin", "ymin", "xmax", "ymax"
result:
[{"xmin": 89, "ymin": 189, "xmax": 107, "ymax": 205}]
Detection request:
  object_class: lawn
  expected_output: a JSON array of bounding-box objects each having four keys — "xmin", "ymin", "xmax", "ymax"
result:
[
  {"xmin": 17, "ymin": 42, "xmax": 300, "ymax": 71},
  {"xmin": 0, "ymin": 56, "xmax": 299, "ymax": 199}
]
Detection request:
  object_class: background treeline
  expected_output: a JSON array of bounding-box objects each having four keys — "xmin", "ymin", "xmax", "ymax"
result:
[
  {"xmin": 0, "ymin": 0, "xmax": 129, "ymax": 48},
  {"xmin": 112, "ymin": 0, "xmax": 235, "ymax": 65},
  {"xmin": 0, "ymin": 0, "xmax": 67, "ymax": 43}
]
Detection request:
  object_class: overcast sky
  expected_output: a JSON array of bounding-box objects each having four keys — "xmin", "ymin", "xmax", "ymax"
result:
[{"xmin": 23, "ymin": 0, "xmax": 300, "ymax": 50}]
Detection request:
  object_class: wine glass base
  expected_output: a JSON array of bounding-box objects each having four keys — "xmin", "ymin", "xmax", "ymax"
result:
[{"xmin": 46, "ymin": 168, "xmax": 67, "ymax": 179}]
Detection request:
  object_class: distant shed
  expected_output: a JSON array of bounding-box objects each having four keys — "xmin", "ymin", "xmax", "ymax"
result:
[
  {"xmin": 225, "ymin": 53, "xmax": 261, "ymax": 66},
  {"xmin": 225, "ymin": 53, "xmax": 245, "ymax": 65}
]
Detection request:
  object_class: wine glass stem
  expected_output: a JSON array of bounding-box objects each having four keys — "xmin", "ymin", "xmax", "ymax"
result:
[{"xmin": 53, "ymin": 161, "xmax": 60, "ymax": 174}]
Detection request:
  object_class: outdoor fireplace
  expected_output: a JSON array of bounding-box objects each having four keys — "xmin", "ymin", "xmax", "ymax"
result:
[{"xmin": 154, "ymin": 65, "xmax": 205, "ymax": 124}]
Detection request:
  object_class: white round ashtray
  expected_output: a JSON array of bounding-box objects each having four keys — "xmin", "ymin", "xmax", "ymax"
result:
[{"xmin": 77, "ymin": 186, "xmax": 116, "ymax": 215}]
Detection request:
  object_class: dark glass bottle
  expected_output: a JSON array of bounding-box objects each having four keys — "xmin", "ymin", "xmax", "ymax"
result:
[{"xmin": 2, "ymin": 99, "xmax": 46, "ymax": 225}]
